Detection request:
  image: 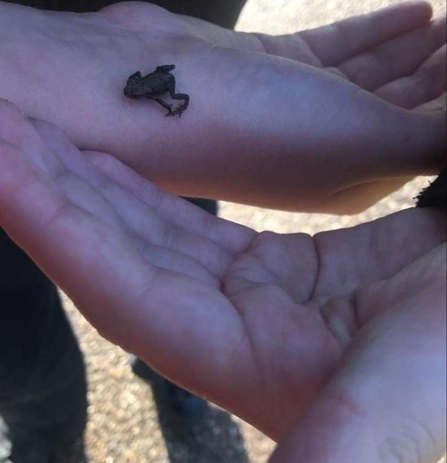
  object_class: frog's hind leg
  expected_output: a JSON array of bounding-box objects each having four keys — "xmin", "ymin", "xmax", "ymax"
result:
[
  {"xmin": 148, "ymin": 96, "xmax": 173, "ymax": 115},
  {"xmin": 167, "ymin": 93, "xmax": 189, "ymax": 117},
  {"xmin": 166, "ymin": 80, "xmax": 190, "ymax": 117}
]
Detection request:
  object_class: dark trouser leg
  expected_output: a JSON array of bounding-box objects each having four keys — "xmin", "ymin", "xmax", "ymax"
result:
[
  {"xmin": 184, "ymin": 197, "xmax": 218, "ymax": 215},
  {"xmin": 0, "ymin": 228, "xmax": 87, "ymax": 455},
  {"xmin": 143, "ymin": 0, "xmax": 247, "ymax": 28},
  {"xmin": 13, "ymin": 0, "xmax": 247, "ymax": 29}
]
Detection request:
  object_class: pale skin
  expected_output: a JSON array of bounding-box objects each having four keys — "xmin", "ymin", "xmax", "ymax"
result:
[
  {"xmin": 0, "ymin": 2, "xmax": 446, "ymax": 462},
  {"xmin": 0, "ymin": 1, "xmax": 446, "ymax": 212},
  {"xmin": 0, "ymin": 99, "xmax": 445, "ymax": 463}
]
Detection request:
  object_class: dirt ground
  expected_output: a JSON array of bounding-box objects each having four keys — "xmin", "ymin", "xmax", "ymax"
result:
[{"xmin": 63, "ymin": 0, "xmax": 446, "ymax": 462}]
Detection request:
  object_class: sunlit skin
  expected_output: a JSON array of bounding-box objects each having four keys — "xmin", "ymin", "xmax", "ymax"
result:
[
  {"xmin": 0, "ymin": 1, "xmax": 445, "ymax": 212},
  {"xmin": 0, "ymin": 2, "xmax": 445, "ymax": 461},
  {"xmin": 0, "ymin": 99, "xmax": 445, "ymax": 463}
]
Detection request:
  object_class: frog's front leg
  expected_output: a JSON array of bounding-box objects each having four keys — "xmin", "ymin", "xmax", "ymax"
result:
[{"xmin": 148, "ymin": 96, "xmax": 173, "ymax": 115}]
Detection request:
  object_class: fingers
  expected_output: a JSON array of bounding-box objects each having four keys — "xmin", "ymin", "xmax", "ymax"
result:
[
  {"xmin": 0, "ymin": 105, "xmax": 238, "ymax": 280},
  {"xmin": 298, "ymin": 2, "xmax": 433, "ymax": 66},
  {"xmin": 0, "ymin": 102, "xmax": 142, "ymax": 280},
  {"xmin": 29, "ymin": 117, "xmax": 251, "ymax": 277},
  {"xmin": 0, "ymin": 99, "xmax": 59, "ymax": 175},
  {"xmin": 338, "ymin": 17, "xmax": 446, "ymax": 91},
  {"xmin": 0, "ymin": 100, "xmax": 72, "ymax": 239},
  {"xmin": 311, "ymin": 208, "xmax": 445, "ymax": 304},
  {"xmin": 376, "ymin": 44, "xmax": 447, "ymax": 109},
  {"xmin": 79, "ymin": 153, "xmax": 236, "ymax": 279},
  {"xmin": 0, "ymin": 103, "xmax": 129, "ymax": 235},
  {"xmin": 87, "ymin": 151, "xmax": 255, "ymax": 255}
]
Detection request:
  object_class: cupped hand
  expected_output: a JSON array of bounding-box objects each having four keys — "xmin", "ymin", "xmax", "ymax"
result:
[
  {"xmin": 0, "ymin": 1, "xmax": 445, "ymax": 212},
  {"xmin": 0, "ymin": 101, "xmax": 445, "ymax": 462}
]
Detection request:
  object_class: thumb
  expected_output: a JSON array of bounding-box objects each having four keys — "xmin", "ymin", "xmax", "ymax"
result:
[
  {"xmin": 270, "ymin": 274, "xmax": 446, "ymax": 463},
  {"xmin": 270, "ymin": 377, "xmax": 445, "ymax": 463},
  {"xmin": 269, "ymin": 390, "xmax": 381, "ymax": 463}
]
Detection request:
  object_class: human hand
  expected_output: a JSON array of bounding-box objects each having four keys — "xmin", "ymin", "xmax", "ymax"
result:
[
  {"xmin": 0, "ymin": 1, "xmax": 445, "ymax": 212},
  {"xmin": 0, "ymin": 101, "xmax": 445, "ymax": 462}
]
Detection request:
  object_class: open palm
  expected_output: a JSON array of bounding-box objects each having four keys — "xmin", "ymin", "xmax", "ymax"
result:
[
  {"xmin": 0, "ymin": 101, "xmax": 445, "ymax": 462},
  {"xmin": 1, "ymin": 1, "xmax": 446, "ymax": 211}
]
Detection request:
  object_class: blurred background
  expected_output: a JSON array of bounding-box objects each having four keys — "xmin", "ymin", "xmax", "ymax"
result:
[{"xmin": 64, "ymin": 0, "xmax": 446, "ymax": 461}]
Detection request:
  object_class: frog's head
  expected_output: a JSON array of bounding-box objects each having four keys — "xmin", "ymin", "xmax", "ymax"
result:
[
  {"xmin": 156, "ymin": 64, "xmax": 175, "ymax": 73},
  {"xmin": 124, "ymin": 71, "xmax": 144, "ymax": 98}
]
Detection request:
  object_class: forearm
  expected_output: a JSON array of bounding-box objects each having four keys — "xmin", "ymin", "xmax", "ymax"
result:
[{"xmin": 1, "ymin": 2, "xmax": 445, "ymax": 213}]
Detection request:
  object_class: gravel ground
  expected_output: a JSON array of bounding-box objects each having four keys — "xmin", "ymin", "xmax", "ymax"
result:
[{"xmin": 63, "ymin": 1, "xmax": 446, "ymax": 462}]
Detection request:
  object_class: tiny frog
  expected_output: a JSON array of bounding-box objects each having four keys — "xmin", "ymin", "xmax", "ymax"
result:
[{"xmin": 124, "ymin": 65, "xmax": 189, "ymax": 117}]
